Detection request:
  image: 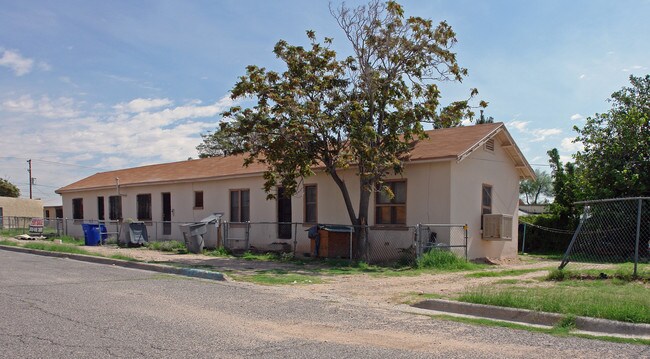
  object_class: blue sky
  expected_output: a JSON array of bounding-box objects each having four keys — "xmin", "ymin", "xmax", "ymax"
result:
[{"xmin": 1, "ymin": 0, "xmax": 649, "ymax": 205}]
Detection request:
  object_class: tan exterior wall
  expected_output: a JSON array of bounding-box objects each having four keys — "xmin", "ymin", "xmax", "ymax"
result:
[
  {"xmin": 43, "ymin": 206, "xmax": 63, "ymax": 219},
  {"xmin": 60, "ymin": 147, "xmax": 521, "ymax": 259},
  {"xmin": 450, "ymin": 140, "xmax": 520, "ymax": 259},
  {"xmin": 0, "ymin": 196, "xmax": 43, "ymax": 219}
]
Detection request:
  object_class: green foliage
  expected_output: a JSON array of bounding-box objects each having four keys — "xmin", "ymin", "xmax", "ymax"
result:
[
  {"xmin": 48, "ymin": 235, "xmax": 84, "ymax": 246},
  {"xmin": 146, "ymin": 240, "xmax": 187, "ymax": 253},
  {"xmin": 465, "ymin": 267, "xmax": 553, "ymax": 278},
  {"xmin": 574, "ymin": 75, "xmax": 650, "ymax": 199},
  {"xmin": 198, "ymin": 1, "xmax": 482, "ymax": 231},
  {"xmin": 518, "ymin": 214, "xmax": 574, "ymax": 254},
  {"xmin": 0, "ymin": 178, "xmax": 20, "ymax": 197},
  {"xmin": 458, "ymin": 280, "xmax": 650, "ymax": 323},
  {"xmin": 519, "ymin": 169, "xmax": 553, "ymax": 205},
  {"xmin": 231, "ymin": 270, "xmax": 324, "ymax": 286},
  {"xmin": 416, "ymin": 249, "xmax": 479, "ymax": 270},
  {"xmin": 546, "ymin": 269, "xmax": 570, "ymax": 281},
  {"xmin": 547, "ymin": 148, "xmax": 580, "ymax": 228},
  {"xmin": 22, "ymin": 242, "xmax": 95, "ymax": 256},
  {"xmin": 204, "ymin": 246, "xmax": 231, "ymax": 257},
  {"xmin": 0, "ymin": 240, "xmax": 20, "ymax": 246}
]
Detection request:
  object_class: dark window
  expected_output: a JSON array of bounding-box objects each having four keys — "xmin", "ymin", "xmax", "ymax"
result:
[
  {"xmin": 109, "ymin": 196, "xmax": 122, "ymax": 220},
  {"xmin": 72, "ymin": 198, "xmax": 84, "ymax": 220},
  {"xmin": 45, "ymin": 210, "xmax": 50, "ymax": 218},
  {"xmin": 230, "ymin": 189, "xmax": 250, "ymax": 222},
  {"xmin": 137, "ymin": 194, "xmax": 152, "ymax": 221},
  {"xmin": 375, "ymin": 181, "xmax": 406, "ymax": 225},
  {"xmin": 97, "ymin": 196, "xmax": 105, "ymax": 220},
  {"xmin": 304, "ymin": 185, "xmax": 317, "ymax": 224},
  {"xmin": 481, "ymin": 184, "xmax": 492, "ymax": 229},
  {"xmin": 55, "ymin": 208, "xmax": 63, "ymax": 218},
  {"xmin": 194, "ymin": 191, "xmax": 204, "ymax": 209}
]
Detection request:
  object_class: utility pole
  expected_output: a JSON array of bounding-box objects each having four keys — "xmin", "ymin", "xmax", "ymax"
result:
[{"xmin": 27, "ymin": 159, "xmax": 33, "ymax": 199}]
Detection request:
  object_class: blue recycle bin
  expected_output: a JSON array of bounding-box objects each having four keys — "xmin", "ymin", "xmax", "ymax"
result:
[{"xmin": 82, "ymin": 223, "xmax": 107, "ymax": 246}]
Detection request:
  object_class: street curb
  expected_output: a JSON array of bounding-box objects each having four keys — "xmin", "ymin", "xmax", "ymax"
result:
[
  {"xmin": 413, "ymin": 299, "xmax": 650, "ymax": 337},
  {"xmin": 0, "ymin": 245, "xmax": 225, "ymax": 281}
]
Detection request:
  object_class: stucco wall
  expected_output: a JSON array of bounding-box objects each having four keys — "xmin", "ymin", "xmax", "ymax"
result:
[
  {"xmin": 0, "ymin": 197, "xmax": 43, "ymax": 219},
  {"xmin": 60, "ymin": 149, "xmax": 521, "ymax": 260},
  {"xmin": 450, "ymin": 140, "xmax": 520, "ymax": 259}
]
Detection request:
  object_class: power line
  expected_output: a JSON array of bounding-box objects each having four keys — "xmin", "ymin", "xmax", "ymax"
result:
[{"xmin": 0, "ymin": 156, "xmax": 105, "ymax": 170}]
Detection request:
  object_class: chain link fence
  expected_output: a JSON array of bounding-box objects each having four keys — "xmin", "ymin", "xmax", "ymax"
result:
[
  {"xmin": 0, "ymin": 216, "xmax": 63, "ymax": 237},
  {"xmin": 223, "ymin": 222, "xmax": 468, "ymax": 265},
  {"xmin": 3, "ymin": 216, "xmax": 468, "ymax": 267},
  {"xmin": 559, "ymin": 197, "xmax": 650, "ymax": 275}
]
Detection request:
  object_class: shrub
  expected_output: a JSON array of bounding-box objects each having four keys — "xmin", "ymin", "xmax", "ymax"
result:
[
  {"xmin": 147, "ymin": 240, "xmax": 186, "ymax": 253},
  {"xmin": 416, "ymin": 249, "xmax": 477, "ymax": 270}
]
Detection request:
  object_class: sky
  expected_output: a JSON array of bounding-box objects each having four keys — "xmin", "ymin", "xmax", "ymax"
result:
[{"xmin": 1, "ymin": 0, "xmax": 649, "ymax": 206}]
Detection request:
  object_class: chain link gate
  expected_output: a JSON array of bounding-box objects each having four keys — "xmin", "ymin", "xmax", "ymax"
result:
[{"xmin": 415, "ymin": 223, "xmax": 468, "ymax": 260}]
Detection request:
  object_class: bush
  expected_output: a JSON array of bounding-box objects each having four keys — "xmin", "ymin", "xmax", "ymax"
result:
[
  {"xmin": 147, "ymin": 240, "xmax": 186, "ymax": 253},
  {"xmin": 519, "ymin": 214, "xmax": 574, "ymax": 254},
  {"xmin": 416, "ymin": 249, "xmax": 478, "ymax": 271}
]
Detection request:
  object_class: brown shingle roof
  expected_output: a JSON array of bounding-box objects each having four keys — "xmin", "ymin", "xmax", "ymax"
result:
[{"xmin": 56, "ymin": 122, "xmax": 529, "ymax": 193}]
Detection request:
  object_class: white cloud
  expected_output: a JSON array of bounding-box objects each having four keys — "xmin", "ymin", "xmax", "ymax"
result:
[
  {"xmin": 1, "ymin": 95, "xmax": 80, "ymax": 118},
  {"xmin": 507, "ymin": 120, "xmax": 560, "ymax": 142},
  {"xmin": 560, "ymin": 137, "xmax": 584, "ymax": 153},
  {"xmin": 113, "ymin": 98, "xmax": 173, "ymax": 113},
  {"xmin": 530, "ymin": 128, "xmax": 562, "ymax": 142},
  {"xmin": 508, "ymin": 120, "xmax": 529, "ymax": 132},
  {"xmin": 0, "ymin": 94, "xmax": 236, "ymax": 202},
  {"xmin": 0, "ymin": 49, "xmax": 34, "ymax": 76},
  {"xmin": 570, "ymin": 113, "xmax": 584, "ymax": 121}
]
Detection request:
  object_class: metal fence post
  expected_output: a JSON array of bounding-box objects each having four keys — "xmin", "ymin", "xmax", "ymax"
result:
[
  {"xmin": 464, "ymin": 224, "xmax": 468, "ymax": 260},
  {"xmin": 414, "ymin": 223, "xmax": 420, "ymax": 258},
  {"xmin": 634, "ymin": 198, "xmax": 642, "ymax": 277},
  {"xmin": 293, "ymin": 223, "xmax": 298, "ymax": 258},
  {"xmin": 521, "ymin": 222, "xmax": 527, "ymax": 254}
]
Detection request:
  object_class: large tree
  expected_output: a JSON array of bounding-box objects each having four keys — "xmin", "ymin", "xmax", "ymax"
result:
[
  {"xmin": 547, "ymin": 148, "xmax": 579, "ymax": 228},
  {"xmin": 574, "ymin": 74, "xmax": 650, "ymax": 199},
  {"xmin": 198, "ymin": 1, "xmax": 481, "ymax": 250},
  {"xmin": 0, "ymin": 178, "xmax": 20, "ymax": 198},
  {"xmin": 519, "ymin": 169, "xmax": 552, "ymax": 205}
]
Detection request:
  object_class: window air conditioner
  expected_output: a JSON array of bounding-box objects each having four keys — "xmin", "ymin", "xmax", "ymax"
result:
[{"xmin": 482, "ymin": 214, "xmax": 513, "ymax": 241}]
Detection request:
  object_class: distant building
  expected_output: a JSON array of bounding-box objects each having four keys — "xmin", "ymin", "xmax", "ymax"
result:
[
  {"xmin": 43, "ymin": 205, "xmax": 64, "ymax": 219},
  {"xmin": 0, "ymin": 196, "xmax": 44, "ymax": 226}
]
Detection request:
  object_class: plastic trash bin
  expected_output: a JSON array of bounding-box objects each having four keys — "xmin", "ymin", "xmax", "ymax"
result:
[
  {"xmin": 82, "ymin": 223, "xmax": 107, "ymax": 246},
  {"xmin": 179, "ymin": 222, "xmax": 207, "ymax": 254},
  {"xmin": 127, "ymin": 222, "xmax": 148, "ymax": 246}
]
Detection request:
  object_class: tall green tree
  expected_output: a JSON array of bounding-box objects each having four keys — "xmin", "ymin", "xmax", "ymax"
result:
[
  {"xmin": 0, "ymin": 178, "xmax": 20, "ymax": 198},
  {"xmin": 198, "ymin": 1, "xmax": 482, "ymax": 251},
  {"xmin": 519, "ymin": 169, "xmax": 553, "ymax": 205},
  {"xmin": 574, "ymin": 74, "xmax": 650, "ymax": 199},
  {"xmin": 547, "ymin": 148, "xmax": 579, "ymax": 228}
]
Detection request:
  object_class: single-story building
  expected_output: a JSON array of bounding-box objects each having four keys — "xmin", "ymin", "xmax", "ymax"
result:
[
  {"xmin": 55, "ymin": 122, "xmax": 534, "ymax": 259},
  {"xmin": 44, "ymin": 205, "xmax": 64, "ymax": 219},
  {"xmin": 0, "ymin": 196, "xmax": 44, "ymax": 219},
  {"xmin": 0, "ymin": 196, "xmax": 44, "ymax": 230}
]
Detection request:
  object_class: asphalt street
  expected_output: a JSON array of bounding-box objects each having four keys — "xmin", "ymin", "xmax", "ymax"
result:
[{"xmin": 0, "ymin": 250, "xmax": 648, "ymax": 358}]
